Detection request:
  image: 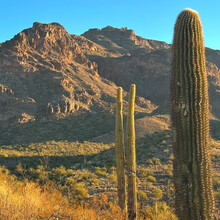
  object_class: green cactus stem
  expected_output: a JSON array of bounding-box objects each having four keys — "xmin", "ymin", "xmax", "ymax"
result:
[
  {"xmin": 115, "ymin": 87, "xmax": 127, "ymax": 215},
  {"xmin": 126, "ymin": 84, "xmax": 137, "ymax": 220},
  {"xmin": 170, "ymin": 8, "xmax": 215, "ymax": 220}
]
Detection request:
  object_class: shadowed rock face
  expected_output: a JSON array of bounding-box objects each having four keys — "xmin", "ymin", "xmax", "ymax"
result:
[
  {"xmin": 0, "ymin": 22, "xmax": 219, "ymax": 144},
  {"xmin": 83, "ymin": 27, "xmax": 220, "ymax": 121}
]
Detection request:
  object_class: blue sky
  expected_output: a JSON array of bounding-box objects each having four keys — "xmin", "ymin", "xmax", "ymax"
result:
[{"xmin": 0, "ymin": 0, "xmax": 220, "ymax": 50}]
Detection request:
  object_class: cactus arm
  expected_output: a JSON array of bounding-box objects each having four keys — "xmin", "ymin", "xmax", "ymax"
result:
[
  {"xmin": 115, "ymin": 87, "xmax": 127, "ymax": 214},
  {"xmin": 126, "ymin": 84, "xmax": 137, "ymax": 220}
]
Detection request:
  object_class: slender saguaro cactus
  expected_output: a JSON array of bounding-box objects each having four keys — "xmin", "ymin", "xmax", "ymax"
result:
[
  {"xmin": 115, "ymin": 87, "xmax": 127, "ymax": 214},
  {"xmin": 127, "ymin": 84, "xmax": 137, "ymax": 220},
  {"xmin": 170, "ymin": 9, "xmax": 215, "ymax": 220}
]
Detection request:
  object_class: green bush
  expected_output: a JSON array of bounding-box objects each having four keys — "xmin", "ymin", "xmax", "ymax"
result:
[
  {"xmin": 138, "ymin": 168, "xmax": 152, "ymax": 178},
  {"xmin": 71, "ymin": 183, "xmax": 88, "ymax": 200},
  {"xmin": 137, "ymin": 190, "xmax": 147, "ymax": 201},
  {"xmin": 152, "ymin": 158, "xmax": 161, "ymax": 166},
  {"xmin": 146, "ymin": 175, "xmax": 156, "ymax": 183},
  {"xmin": 140, "ymin": 202, "xmax": 177, "ymax": 220},
  {"xmin": 167, "ymin": 160, "xmax": 173, "ymax": 165},
  {"xmin": 152, "ymin": 188, "xmax": 163, "ymax": 200},
  {"xmin": 107, "ymin": 173, "xmax": 117, "ymax": 182},
  {"xmin": 76, "ymin": 170, "xmax": 100, "ymax": 185},
  {"xmin": 163, "ymin": 149, "xmax": 169, "ymax": 154},
  {"xmin": 94, "ymin": 167, "xmax": 107, "ymax": 177},
  {"xmin": 146, "ymin": 159, "xmax": 153, "ymax": 165}
]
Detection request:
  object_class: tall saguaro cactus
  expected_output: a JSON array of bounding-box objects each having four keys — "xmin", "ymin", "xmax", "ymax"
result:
[
  {"xmin": 170, "ymin": 9, "xmax": 215, "ymax": 220},
  {"xmin": 115, "ymin": 87, "xmax": 127, "ymax": 214},
  {"xmin": 127, "ymin": 84, "xmax": 137, "ymax": 220}
]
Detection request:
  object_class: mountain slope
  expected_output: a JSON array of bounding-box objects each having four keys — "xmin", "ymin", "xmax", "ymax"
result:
[
  {"xmin": 0, "ymin": 23, "xmax": 156, "ymax": 145},
  {"xmin": 0, "ymin": 23, "xmax": 219, "ymax": 145},
  {"xmin": 82, "ymin": 26, "xmax": 220, "ymax": 139}
]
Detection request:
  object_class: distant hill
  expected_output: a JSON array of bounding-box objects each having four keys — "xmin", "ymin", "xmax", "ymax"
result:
[{"xmin": 0, "ymin": 23, "xmax": 219, "ymax": 145}]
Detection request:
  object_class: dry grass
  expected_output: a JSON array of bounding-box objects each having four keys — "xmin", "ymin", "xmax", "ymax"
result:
[
  {"xmin": 0, "ymin": 167, "xmax": 124, "ymax": 219},
  {"xmin": 0, "ymin": 167, "xmax": 177, "ymax": 219},
  {"xmin": 0, "ymin": 168, "xmax": 73, "ymax": 219}
]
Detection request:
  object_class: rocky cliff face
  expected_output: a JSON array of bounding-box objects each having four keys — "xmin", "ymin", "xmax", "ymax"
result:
[
  {"xmin": 0, "ymin": 23, "xmax": 219, "ymax": 145},
  {"xmin": 0, "ymin": 22, "xmax": 90, "ymax": 73},
  {"xmin": 0, "ymin": 22, "xmax": 124, "ymax": 122}
]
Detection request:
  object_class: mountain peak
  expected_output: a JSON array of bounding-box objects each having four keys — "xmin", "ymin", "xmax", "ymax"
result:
[
  {"xmin": 0, "ymin": 21, "xmax": 89, "ymax": 73},
  {"xmin": 33, "ymin": 21, "xmax": 65, "ymax": 29},
  {"xmin": 82, "ymin": 26, "xmax": 169, "ymax": 54},
  {"xmin": 30, "ymin": 22, "xmax": 67, "ymax": 35},
  {"xmin": 83, "ymin": 26, "xmax": 136, "ymax": 40}
]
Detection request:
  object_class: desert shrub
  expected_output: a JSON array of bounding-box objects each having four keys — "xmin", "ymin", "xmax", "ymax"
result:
[
  {"xmin": 163, "ymin": 149, "xmax": 169, "ymax": 154},
  {"xmin": 146, "ymin": 159, "xmax": 154, "ymax": 165},
  {"xmin": 146, "ymin": 175, "xmax": 156, "ymax": 183},
  {"xmin": 29, "ymin": 165, "xmax": 49, "ymax": 183},
  {"xmin": 145, "ymin": 181, "xmax": 154, "ymax": 188},
  {"xmin": 90, "ymin": 193, "xmax": 123, "ymax": 219},
  {"xmin": 137, "ymin": 190, "xmax": 147, "ymax": 201},
  {"xmin": 71, "ymin": 183, "xmax": 88, "ymax": 200},
  {"xmin": 161, "ymin": 140, "xmax": 166, "ymax": 145},
  {"xmin": 0, "ymin": 167, "xmax": 73, "ymax": 219},
  {"xmin": 152, "ymin": 188, "xmax": 163, "ymax": 200},
  {"xmin": 152, "ymin": 158, "xmax": 161, "ymax": 166},
  {"xmin": 109, "ymin": 166, "xmax": 116, "ymax": 173},
  {"xmin": 139, "ymin": 202, "xmax": 177, "ymax": 220},
  {"xmin": 138, "ymin": 168, "xmax": 152, "ymax": 178},
  {"xmin": 65, "ymin": 177, "xmax": 77, "ymax": 186},
  {"xmin": 169, "ymin": 154, "xmax": 174, "ymax": 160},
  {"xmin": 107, "ymin": 173, "xmax": 117, "ymax": 182},
  {"xmin": 75, "ymin": 169, "xmax": 100, "ymax": 185},
  {"xmin": 163, "ymin": 166, "xmax": 173, "ymax": 177},
  {"xmin": 167, "ymin": 160, "xmax": 173, "ymax": 165},
  {"xmin": 94, "ymin": 167, "xmax": 107, "ymax": 177},
  {"xmin": 165, "ymin": 170, "xmax": 173, "ymax": 177},
  {"xmin": 49, "ymin": 166, "xmax": 67, "ymax": 182}
]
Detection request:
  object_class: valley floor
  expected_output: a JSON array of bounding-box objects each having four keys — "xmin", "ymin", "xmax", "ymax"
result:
[{"xmin": 0, "ymin": 131, "xmax": 219, "ymax": 219}]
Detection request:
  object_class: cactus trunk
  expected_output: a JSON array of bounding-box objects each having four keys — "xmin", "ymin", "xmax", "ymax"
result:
[
  {"xmin": 115, "ymin": 87, "xmax": 127, "ymax": 215},
  {"xmin": 170, "ymin": 9, "xmax": 215, "ymax": 220},
  {"xmin": 127, "ymin": 84, "xmax": 137, "ymax": 220}
]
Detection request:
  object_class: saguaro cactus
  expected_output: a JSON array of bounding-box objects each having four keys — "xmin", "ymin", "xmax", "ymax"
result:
[
  {"xmin": 127, "ymin": 84, "xmax": 137, "ymax": 220},
  {"xmin": 115, "ymin": 87, "xmax": 127, "ymax": 214},
  {"xmin": 170, "ymin": 9, "xmax": 215, "ymax": 220}
]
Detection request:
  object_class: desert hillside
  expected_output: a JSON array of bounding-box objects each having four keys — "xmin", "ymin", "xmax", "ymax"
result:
[{"xmin": 0, "ymin": 23, "xmax": 219, "ymax": 145}]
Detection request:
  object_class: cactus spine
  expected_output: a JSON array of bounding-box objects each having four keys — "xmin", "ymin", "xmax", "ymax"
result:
[
  {"xmin": 115, "ymin": 87, "xmax": 127, "ymax": 214},
  {"xmin": 127, "ymin": 84, "xmax": 137, "ymax": 220},
  {"xmin": 170, "ymin": 9, "xmax": 215, "ymax": 220}
]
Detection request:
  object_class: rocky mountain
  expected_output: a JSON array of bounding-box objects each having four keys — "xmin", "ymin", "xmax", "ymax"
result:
[{"xmin": 0, "ymin": 23, "xmax": 219, "ymax": 145}]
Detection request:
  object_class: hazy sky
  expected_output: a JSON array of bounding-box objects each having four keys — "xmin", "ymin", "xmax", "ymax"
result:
[{"xmin": 1, "ymin": 0, "xmax": 219, "ymax": 50}]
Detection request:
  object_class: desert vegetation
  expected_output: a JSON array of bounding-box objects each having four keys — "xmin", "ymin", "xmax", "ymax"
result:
[
  {"xmin": 0, "ymin": 135, "xmax": 219, "ymax": 219},
  {"xmin": 0, "ymin": 7, "xmax": 219, "ymax": 220}
]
